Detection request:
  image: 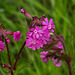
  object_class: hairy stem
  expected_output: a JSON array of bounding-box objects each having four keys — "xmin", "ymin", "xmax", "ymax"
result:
[
  {"xmin": 13, "ymin": 41, "xmax": 26, "ymax": 70},
  {"xmin": 5, "ymin": 39, "xmax": 13, "ymax": 75}
]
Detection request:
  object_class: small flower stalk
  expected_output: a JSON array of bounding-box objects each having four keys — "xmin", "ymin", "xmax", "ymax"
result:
[{"xmin": 0, "ymin": 9, "xmax": 73, "ymax": 75}]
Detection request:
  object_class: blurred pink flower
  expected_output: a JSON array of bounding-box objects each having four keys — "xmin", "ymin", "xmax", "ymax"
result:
[
  {"xmin": 0, "ymin": 41, "xmax": 5, "ymax": 51},
  {"xmin": 52, "ymin": 58, "xmax": 62, "ymax": 67},
  {"xmin": 13, "ymin": 31, "xmax": 21, "ymax": 41}
]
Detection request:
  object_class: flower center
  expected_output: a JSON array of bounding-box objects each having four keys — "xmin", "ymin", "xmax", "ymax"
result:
[
  {"xmin": 33, "ymin": 40, "xmax": 36, "ymax": 44},
  {"xmin": 42, "ymin": 37, "xmax": 44, "ymax": 40},
  {"xmin": 48, "ymin": 25, "xmax": 51, "ymax": 29},
  {"xmin": 34, "ymin": 30, "xmax": 37, "ymax": 33}
]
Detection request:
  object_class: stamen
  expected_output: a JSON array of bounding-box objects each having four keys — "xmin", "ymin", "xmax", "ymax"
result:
[
  {"xmin": 48, "ymin": 25, "xmax": 51, "ymax": 29},
  {"xmin": 34, "ymin": 30, "xmax": 37, "ymax": 33},
  {"xmin": 33, "ymin": 40, "xmax": 36, "ymax": 44}
]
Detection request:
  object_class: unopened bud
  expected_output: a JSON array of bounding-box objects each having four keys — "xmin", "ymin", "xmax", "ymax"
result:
[
  {"xmin": 7, "ymin": 31, "xmax": 14, "ymax": 35},
  {"xmin": 21, "ymin": 9, "xmax": 25, "ymax": 13},
  {"xmin": 24, "ymin": 12, "xmax": 31, "ymax": 18},
  {"xmin": 6, "ymin": 39, "xmax": 10, "ymax": 43},
  {"xmin": 21, "ymin": 9, "xmax": 31, "ymax": 18},
  {"xmin": 3, "ymin": 64, "xmax": 9, "ymax": 68},
  {"xmin": 3, "ymin": 64, "xmax": 12, "ymax": 71}
]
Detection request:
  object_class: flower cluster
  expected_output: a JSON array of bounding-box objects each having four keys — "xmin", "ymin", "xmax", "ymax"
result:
[
  {"xmin": 22, "ymin": 9, "xmax": 64, "ymax": 67},
  {"xmin": 0, "ymin": 24, "xmax": 22, "ymax": 51},
  {"xmin": 6, "ymin": 31, "xmax": 21, "ymax": 41},
  {"xmin": 25, "ymin": 18, "xmax": 55, "ymax": 50},
  {"xmin": 0, "ymin": 30, "xmax": 21, "ymax": 51},
  {"xmin": 40, "ymin": 42, "xmax": 63, "ymax": 67}
]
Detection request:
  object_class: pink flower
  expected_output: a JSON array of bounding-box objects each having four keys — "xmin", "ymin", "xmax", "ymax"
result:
[
  {"xmin": 25, "ymin": 37, "xmax": 43, "ymax": 50},
  {"xmin": 39, "ymin": 30, "xmax": 50, "ymax": 44},
  {"xmin": 26, "ymin": 26, "xmax": 50, "ymax": 50},
  {"xmin": 13, "ymin": 31, "xmax": 21, "ymax": 41},
  {"xmin": 42, "ymin": 18, "xmax": 55, "ymax": 32},
  {"xmin": 40, "ymin": 51, "xmax": 49, "ymax": 64},
  {"xmin": 0, "ymin": 41, "xmax": 5, "ymax": 51},
  {"xmin": 52, "ymin": 58, "xmax": 62, "ymax": 67},
  {"xmin": 27, "ymin": 26, "xmax": 43, "ymax": 38}
]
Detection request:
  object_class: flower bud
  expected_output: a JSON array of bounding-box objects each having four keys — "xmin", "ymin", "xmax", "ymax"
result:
[
  {"xmin": 24, "ymin": 12, "xmax": 31, "ymax": 18},
  {"xmin": 3, "ymin": 64, "xmax": 9, "ymax": 68},
  {"xmin": 21, "ymin": 9, "xmax": 25, "ymax": 13},
  {"xmin": 0, "ymin": 36, "xmax": 2, "ymax": 40},
  {"xmin": 6, "ymin": 39, "xmax": 10, "ymax": 43},
  {"xmin": 3, "ymin": 63, "xmax": 12, "ymax": 71},
  {"xmin": 7, "ymin": 31, "xmax": 14, "ymax": 35},
  {"xmin": 21, "ymin": 9, "xmax": 31, "ymax": 18}
]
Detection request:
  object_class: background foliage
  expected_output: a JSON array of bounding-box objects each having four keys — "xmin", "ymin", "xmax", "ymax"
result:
[{"xmin": 0, "ymin": 0, "xmax": 75, "ymax": 75}]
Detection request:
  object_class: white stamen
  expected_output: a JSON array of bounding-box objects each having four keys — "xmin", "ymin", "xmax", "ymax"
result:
[
  {"xmin": 48, "ymin": 25, "xmax": 51, "ymax": 29},
  {"xmin": 34, "ymin": 30, "xmax": 37, "ymax": 33}
]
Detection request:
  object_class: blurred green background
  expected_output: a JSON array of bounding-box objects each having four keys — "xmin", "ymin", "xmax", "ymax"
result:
[{"xmin": 0, "ymin": 0, "xmax": 75, "ymax": 75}]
